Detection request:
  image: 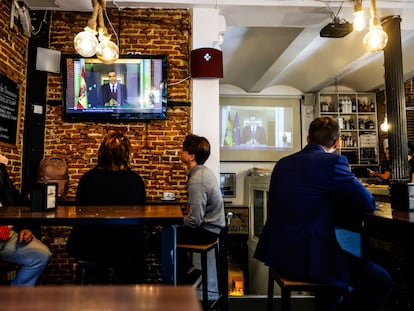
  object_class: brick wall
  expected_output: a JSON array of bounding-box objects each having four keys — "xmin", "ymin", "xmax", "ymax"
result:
[
  {"xmin": 39, "ymin": 8, "xmax": 192, "ymax": 285},
  {"xmin": 0, "ymin": 1, "xmax": 29, "ymax": 188},
  {"xmin": 46, "ymin": 9, "xmax": 192, "ymax": 201}
]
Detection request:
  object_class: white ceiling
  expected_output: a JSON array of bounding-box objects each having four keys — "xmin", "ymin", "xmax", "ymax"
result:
[{"xmin": 24, "ymin": 0, "xmax": 414, "ymax": 93}]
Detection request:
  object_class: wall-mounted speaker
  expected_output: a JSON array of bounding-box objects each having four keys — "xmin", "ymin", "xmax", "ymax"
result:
[
  {"xmin": 190, "ymin": 48, "xmax": 223, "ymax": 78},
  {"xmin": 36, "ymin": 47, "xmax": 61, "ymax": 73}
]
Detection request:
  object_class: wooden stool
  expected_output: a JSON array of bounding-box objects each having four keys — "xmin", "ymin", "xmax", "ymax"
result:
[
  {"xmin": 0, "ymin": 261, "xmax": 18, "ymax": 285},
  {"xmin": 267, "ymin": 268, "xmax": 347, "ymax": 311},
  {"xmin": 177, "ymin": 241, "xmax": 220, "ymax": 310},
  {"xmin": 76, "ymin": 260, "xmax": 113, "ymax": 285}
]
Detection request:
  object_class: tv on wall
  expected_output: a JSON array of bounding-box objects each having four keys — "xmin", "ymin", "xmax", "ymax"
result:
[{"xmin": 62, "ymin": 54, "xmax": 168, "ymax": 122}]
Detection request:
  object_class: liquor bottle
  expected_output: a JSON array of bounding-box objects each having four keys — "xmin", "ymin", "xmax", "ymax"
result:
[
  {"xmin": 370, "ymin": 102, "xmax": 375, "ymax": 112},
  {"xmin": 352, "ymin": 99, "xmax": 356, "ymax": 112},
  {"xmin": 349, "ymin": 118, "xmax": 354, "ymax": 130}
]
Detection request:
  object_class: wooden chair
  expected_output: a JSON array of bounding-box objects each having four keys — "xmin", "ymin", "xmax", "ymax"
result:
[{"xmin": 267, "ymin": 268, "xmax": 347, "ymax": 311}]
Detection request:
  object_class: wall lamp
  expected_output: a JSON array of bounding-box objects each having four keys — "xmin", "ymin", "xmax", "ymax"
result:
[
  {"xmin": 362, "ymin": 0, "xmax": 388, "ymax": 52},
  {"xmin": 73, "ymin": 0, "xmax": 119, "ymax": 64}
]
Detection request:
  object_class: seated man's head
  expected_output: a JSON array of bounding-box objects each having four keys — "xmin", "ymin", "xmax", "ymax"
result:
[
  {"xmin": 307, "ymin": 116, "xmax": 339, "ymax": 151},
  {"xmin": 181, "ymin": 134, "xmax": 210, "ymax": 166}
]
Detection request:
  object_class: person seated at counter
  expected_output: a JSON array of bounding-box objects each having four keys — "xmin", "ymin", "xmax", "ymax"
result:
[
  {"xmin": 369, "ymin": 147, "xmax": 390, "ymax": 184},
  {"xmin": 0, "ymin": 154, "xmax": 51, "ymax": 286},
  {"xmin": 66, "ymin": 131, "xmax": 146, "ymax": 284},
  {"xmin": 408, "ymin": 143, "xmax": 414, "ymax": 183},
  {"xmin": 254, "ymin": 116, "xmax": 392, "ymax": 310},
  {"xmin": 177, "ymin": 134, "xmax": 226, "ymax": 284}
]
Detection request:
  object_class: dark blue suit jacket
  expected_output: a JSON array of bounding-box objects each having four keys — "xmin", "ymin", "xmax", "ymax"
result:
[
  {"xmin": 254, "ymin": 143, "xmax": 375, "ymax": 287},
  {"xmin": 102, "ymin": 83, "xmax": 127, "ymax": 106}
]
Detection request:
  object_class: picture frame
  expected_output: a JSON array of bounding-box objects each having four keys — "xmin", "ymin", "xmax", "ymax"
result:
[{"xmin": 220, "ymin": 95, "xmax": 302, "ymax": 162}]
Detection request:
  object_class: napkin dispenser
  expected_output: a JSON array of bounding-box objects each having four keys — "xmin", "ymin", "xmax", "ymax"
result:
[{"xmin": 31, "ymin": 182, "xmax": 58, "ymax": 212}]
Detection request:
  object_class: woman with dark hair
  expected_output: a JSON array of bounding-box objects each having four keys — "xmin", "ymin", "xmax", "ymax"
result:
[{"xmin": 67, "ymin": 131, "xmax": 146, "ymax": 284}]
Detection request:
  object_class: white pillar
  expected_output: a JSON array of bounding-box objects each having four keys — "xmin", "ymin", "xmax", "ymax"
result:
[{"xmin": 191, "ymin": 8, "xmax": 224, "ymax": 179}]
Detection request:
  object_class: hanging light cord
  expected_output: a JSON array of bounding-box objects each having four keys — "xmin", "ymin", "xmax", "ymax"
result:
[{"xmin": 104, "ymin": 1, "xmax": 120, "ymax": 48}]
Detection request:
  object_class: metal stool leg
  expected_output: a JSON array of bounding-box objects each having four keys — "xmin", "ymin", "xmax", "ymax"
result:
[
  {"xmin": 201, "ymin": 251, "xmax": 209, "ymax": 310},
  {"xmin": 267, "ymin": 270, "xmax": 274, "ymax": 311}
]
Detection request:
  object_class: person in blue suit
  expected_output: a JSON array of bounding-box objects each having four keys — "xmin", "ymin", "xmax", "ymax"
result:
[
  {"xmin": 102, "ymin": 70, "xmax": 127, "ymax": 107},
  {"xmin": 254, "ymin": 116, "xmax": 392, "ymax": 310}
]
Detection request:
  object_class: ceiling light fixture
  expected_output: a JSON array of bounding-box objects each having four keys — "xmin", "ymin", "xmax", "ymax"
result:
[
  {"xmin": 353, "ymin": 0, "xmax": 365, "ymax": 32},
  {"xmin": 73, "ymin": 0, "xmax": 119, "ymax": 64},
  {"xmin": 363, "ymin": 0, "xmax": 388, "ymax": 52}
]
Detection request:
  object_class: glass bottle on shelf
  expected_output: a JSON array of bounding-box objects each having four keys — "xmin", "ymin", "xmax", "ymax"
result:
[
  {"xmin": 370, "ymin": 102, "xmax": 375, "ymax": 112},
  {"xmin": 352, "ymin": 99, "xmax": 356, "ymax": 112},
  {"xmin": 349, "ymin": 118, "xmax": 354, "ymax": 130}
]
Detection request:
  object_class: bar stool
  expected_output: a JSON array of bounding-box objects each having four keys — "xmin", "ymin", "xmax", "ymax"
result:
[
  {"xmin": 76, "ymin": 260, "xmax": 114, "ymax": 285},
  {"xmin": 177, "ymin": 240, "xmax": 220, "ymax": 310},
  {"xmin": 267, "ymin": 268, "xmax": 347, "ymax": 311}
]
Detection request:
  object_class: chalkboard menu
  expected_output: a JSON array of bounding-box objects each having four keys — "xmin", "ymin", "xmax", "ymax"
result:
[{"xmin": 0, "ymin": 71, "xmax": 20, "ymax": 146}]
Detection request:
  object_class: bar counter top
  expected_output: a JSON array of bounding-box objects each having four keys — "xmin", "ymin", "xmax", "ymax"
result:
[{"xmin": 0, "ymin": 285, "xmax": 202, "ymax": 311}]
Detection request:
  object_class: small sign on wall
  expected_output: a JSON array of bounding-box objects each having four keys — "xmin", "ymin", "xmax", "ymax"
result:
[{"xmin": 0, "ymin": 70, "xmax": 21, "ymax": 146}]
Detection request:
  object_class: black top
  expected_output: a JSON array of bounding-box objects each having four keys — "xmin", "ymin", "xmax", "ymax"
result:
[
  {"xmin": 0, "ymin": 163, "xmax": 22, "ymax": 207},
  {"xmin": 76, "ymin": 168, "xmax": 146, "ymax": 206}
]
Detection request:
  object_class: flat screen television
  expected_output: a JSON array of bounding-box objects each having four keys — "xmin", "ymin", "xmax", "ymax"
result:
[{"xmin": 62, "ymin": 54, "xmax": 168, "ymax": 122}]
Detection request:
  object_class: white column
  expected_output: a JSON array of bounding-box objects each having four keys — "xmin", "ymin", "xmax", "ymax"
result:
[{"xmin": 191, "ymin": 8, "xmax": 224, "ymax": 179}]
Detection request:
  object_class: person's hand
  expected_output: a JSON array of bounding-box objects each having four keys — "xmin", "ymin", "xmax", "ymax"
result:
[
  {"xmin": 18, "ymin": 229, "xmax": 34, "ymax": 244},
  {"xmin": 0, "ymin": 154, "xmax": 9, "ymax": 166}
]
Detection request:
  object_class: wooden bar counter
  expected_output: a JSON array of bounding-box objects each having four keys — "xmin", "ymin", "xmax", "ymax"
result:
[
  {"xmin": 0, "ymin": 285, "xmax": 202, "ymax": 311},
  {"xmin": 0, "ymin": 205, "xmax": 184, "ymax": 284},
  {"xmin": 362, "ymin": 202, "xmax": 414, "ymax": 306}
]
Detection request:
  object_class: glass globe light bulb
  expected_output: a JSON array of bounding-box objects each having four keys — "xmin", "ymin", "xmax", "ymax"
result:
[
  {"xmin": 353, "ymin": 10, "xmax": 366, "ymax": 32},
  {"xmin": 74, "ymin": 31, "xmax": 99, "ymax": 57},
  {"xmin": 363, "ymin": 25, "xmax": 388, "ymax": 52},
  {"xmin": 96, "ymin": 39, "xmax": 119, "ymax": 64}
]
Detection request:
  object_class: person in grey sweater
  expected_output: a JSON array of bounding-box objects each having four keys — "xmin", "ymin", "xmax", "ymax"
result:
[{"xmin": 177, "ymin": 134, "xmax": 226, "ymax": 284}]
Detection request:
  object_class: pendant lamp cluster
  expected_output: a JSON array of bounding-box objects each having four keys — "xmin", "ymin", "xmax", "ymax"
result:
[
  {"xmin": 353, "ymin": 0, "xmax": 388, "ymax": 52},
  {"xmin": 73, "ymin": 0, "xmax": 119, "ymax": 64}
]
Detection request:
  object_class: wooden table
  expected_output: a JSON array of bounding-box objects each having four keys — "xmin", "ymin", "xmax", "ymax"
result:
[
  {"xmin": 0, "ymin": 205, "xmax": 183, "ymax": 284},
  {"xmin": 362, "ymin": 202, "xmax": 414, "ymax": 306},
  {"xmin": 0, "ymin": 285, "xmax": 202, "ymax": 311}
]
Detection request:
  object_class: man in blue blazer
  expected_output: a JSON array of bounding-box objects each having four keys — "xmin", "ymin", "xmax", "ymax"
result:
[
  {"xmin": 254, "ymin": 116, "xmax": 392, "ymax": 310},
  {"xmin": 102, "ymin": 70, "xmax": 127, "ymax": 107}
]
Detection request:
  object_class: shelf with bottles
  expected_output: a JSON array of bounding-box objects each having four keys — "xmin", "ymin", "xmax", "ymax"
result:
[
  {"xmin": 317, "ymin": 91, "xmax": 378, "ymax": 166},
  {"xmin": 339, "ymin": 132, "xmax": 358, "ymax": 148},
  {"xmin": 319, "ymin": 93, "xmax": 376, "ymax": 115}
]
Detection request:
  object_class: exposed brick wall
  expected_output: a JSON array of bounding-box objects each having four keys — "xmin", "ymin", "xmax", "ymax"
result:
[
  {"xmin": 34, "ymin": 8, "xmax": 193, "ymax": 285},
  {"xmin": 0, "ymin": 1, "xmax": 29, "ymax": 188},
  {"xmin": 45, "ymin": 9, "xmax": 192, "ymax": 201}
]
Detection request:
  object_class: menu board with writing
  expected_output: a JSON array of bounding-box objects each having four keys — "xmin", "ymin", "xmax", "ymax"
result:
[{"xmin": 0, "ymin": 71, "xmax": 20, "ymax": 146}]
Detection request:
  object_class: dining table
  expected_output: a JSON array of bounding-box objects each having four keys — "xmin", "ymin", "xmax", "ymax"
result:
[
  {"xmin": 0, "ymin": 284, "xmax": 202, "ymax": 311},
  {"xmin": 0, "ymin": 204, "xmax": 184, "ymax": 284}
]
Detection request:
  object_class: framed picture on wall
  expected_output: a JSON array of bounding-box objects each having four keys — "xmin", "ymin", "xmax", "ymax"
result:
[{"xmin": 220, "ymin": 95, "xmax": 302, "ymax": 162}]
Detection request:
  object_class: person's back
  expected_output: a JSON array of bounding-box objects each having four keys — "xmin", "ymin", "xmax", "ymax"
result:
[
  {"xmin": 67, "ymin": 131, "xmax": 146, "ymax": 284},
  {"xmin": 76, "ymin": 169, "xmax": 145, "ymax": 205},
  {"xmin": 254, "ymin": 116, "xmax": 392, "ymax": 310}
]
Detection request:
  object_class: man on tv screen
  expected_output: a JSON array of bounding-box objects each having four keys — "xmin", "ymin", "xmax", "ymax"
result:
[
  {"xmin": 241, "ymin": 114, "xmax": 267, "ymax": 145},
  {"xmin": 102, "ymin": 69, "xmax": 127, "ymax": 107}
]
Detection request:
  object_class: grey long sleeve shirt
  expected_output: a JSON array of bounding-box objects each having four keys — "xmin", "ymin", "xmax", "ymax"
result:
[{"xmin": 184, "ymin": 165, "xmax": 226, "ymax": 234}]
